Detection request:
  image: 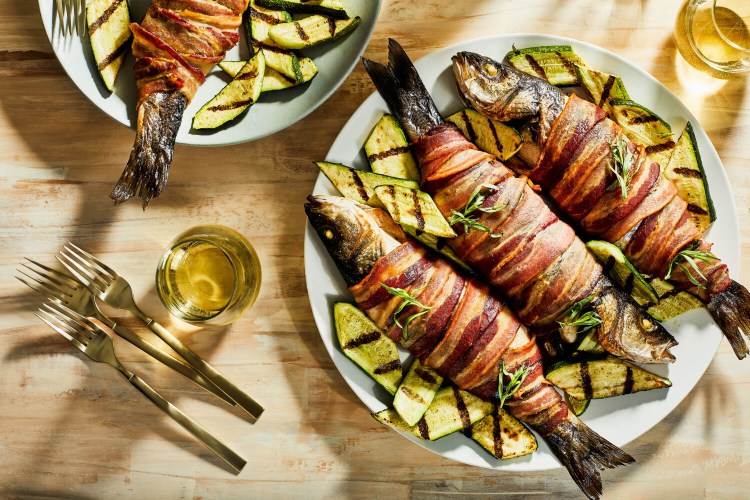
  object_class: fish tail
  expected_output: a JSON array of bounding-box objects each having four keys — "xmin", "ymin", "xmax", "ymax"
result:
[
  {"xmin": 110, "ymin": 91, "xmax": 187, "ymax": 208},
  {"xmin": 707, "ymin": 280, "xmax": 750, "ymax": 359},
  {"xmin": 546, "ymin": 414, "xmax": 635, "ymax": 500},
  {"xmin": 361, "ymin": 39, "xmax": 443, "ymax": 142}
]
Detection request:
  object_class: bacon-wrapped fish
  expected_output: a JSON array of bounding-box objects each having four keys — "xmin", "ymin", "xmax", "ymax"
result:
[
  {"xmin": 111, "ymin": 0, "xmax": 248, "ymax": 207},
  {"xmin": 452, "ymin": 51, "xmax": 750, "ymax": 359},
  {"xmin": 361, "ymin": 40, "xmax": 675, "ymax": 365},
  {"xmin": 305, "ymin": 195, "xmax": 634, "ymax": 500}
]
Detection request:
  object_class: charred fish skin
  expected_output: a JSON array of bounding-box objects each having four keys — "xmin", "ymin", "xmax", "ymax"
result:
[
  {"xmin": 452, "ymin": 50, "xmax": 750, "ymax": 359},
  {"xmin": 306, "ymin": 195, "xmax": 634, "ymax": 500}
]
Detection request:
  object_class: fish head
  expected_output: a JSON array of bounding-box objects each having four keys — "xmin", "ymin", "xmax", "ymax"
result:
[{"xmin": 305, "ymin": 195, "xmax": 404, "ymax": 286}]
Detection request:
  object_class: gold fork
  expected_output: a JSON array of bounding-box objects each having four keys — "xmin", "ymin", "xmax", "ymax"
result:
[
  {"xmin": 37, "ymin": 300, "xmax": 247, "ymax": 473},
  {"xmin": 15, "ymin": 258, "xmax": 235, "ymax": 406},
  {"xmin": 57, "ymin": 242, "xmax": 264, "ymax": 421},
  {"xmin": 55, "ymin": 0, "xmax": 86, "ymax": 38}
]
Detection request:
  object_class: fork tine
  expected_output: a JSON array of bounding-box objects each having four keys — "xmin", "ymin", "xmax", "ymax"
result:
[
  {"xmin": 18, "ymin": 262, "xmax": 76, "ymax": 296},
  {"xmin": 57, "ymin": 252, "xmax": 107, "ymax": 294},
  {"xmin": 67, "ymin": 242, "xmax": 118, "ymax": 280},
  {"xmin": 15, "ymin": 270, "xmax": 68, "ymax": 302},
  {"xmin": 41, "ymin": 301, "xmax": 95, "ymax": 341},
  {"xmin": 36, "ymin": 312, "xmax": 87, "ymax": 351},
  {"xmin": 61, "ymin": 244, "xmax": 113, "ymax": 286},
  {"xmin": 25, "ymin": 258, "xmax": 82, "ymax": 289}
]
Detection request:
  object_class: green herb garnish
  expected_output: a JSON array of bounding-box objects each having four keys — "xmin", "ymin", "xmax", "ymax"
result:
[
  {"xmin": 557, "ymin": 294, "xmax": 602, "ymax": 334},
  {"xmin": 447, "ymin": 183, "xmax": 504, "ymax": 237},
  {"xmin": 498, "ymin": 361, "xmax": 530, "ymax": 408},
  {"xmin": 664, "ymin": 248, "xmax": 718, "ymax": 288},
  {"xmin": 380, "ymin": 283, "xmax": 432, "ymax": 340},
  {"xmin": 608, "ymin": 135, "xmax": 643, "ymax": 199}
]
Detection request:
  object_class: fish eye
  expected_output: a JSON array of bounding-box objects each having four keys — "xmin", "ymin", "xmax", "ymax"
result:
[
  {"xmin": 483, "ymin": 63, "xmax": 498, "ymax": 77},
  {"xmin": 324, "ymin": 228, "xmax": 335, "ymax": 240}
]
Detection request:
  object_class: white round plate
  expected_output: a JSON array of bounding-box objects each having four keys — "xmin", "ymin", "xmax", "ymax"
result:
[
  {"xmin": 304, "ymin": 34, "xmax": 740, "ymax": 471},
  {"xmin": 38, "ymin": 0, "xmax": 381, "ymax": 146}
]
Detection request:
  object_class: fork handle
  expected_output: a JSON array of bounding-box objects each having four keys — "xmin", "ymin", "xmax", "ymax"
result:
[
  {"xmin": 127, "ymin": 373, "xmax": 247, "ymax": 473},
  {"xmin": 142, "ymin": 317, "xmax": 264, "ymax": 420},
  {"xmin": 109, "ymin": 323, "xmax": 235, "ymax": 407}
]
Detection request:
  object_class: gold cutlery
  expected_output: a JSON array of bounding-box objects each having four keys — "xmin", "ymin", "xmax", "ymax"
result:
[
  {"xmin": 55, "ymin": 0, "xmax": 85, "ymax": 38},
  {"xmin": 57, "ymin": 242, "xmax": 264, "ymax": 421},
  {"xmin": 36, "ymin": 300, "xmax": 247, "ymax": 473},
  {"xmin": 15, "ymin": 258, "xmax": 235, "ymax": 406}
]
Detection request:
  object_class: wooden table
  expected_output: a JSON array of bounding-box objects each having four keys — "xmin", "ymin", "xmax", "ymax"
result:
[{"xmin": 2, "ymin": 0, "xmax": 749, "ymax": 497}]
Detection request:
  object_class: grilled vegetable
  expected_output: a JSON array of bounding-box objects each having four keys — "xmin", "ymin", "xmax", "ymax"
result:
[
  {"xmin": 268, "ymin": 15, "xmax": 361, "ymax": 50},
  {"xmin": 470, "ymin": 406, "xmax": 537, "ymax": 459},
  {"xmin": 566, "ymin": 395, "xmax": 590, "ymax": 416},
  {"xmin": 220, "ymin": 57, "xmax": 318, "ymax": 91},
  {"xmin": 586, "ymin": 240, "xmax": 659, "ymax": 306},
  {"xmin": 503, "ymin": 45, "xmax": 585, "ymax": 86},
  {"xmin": 373, "ymin": 386, "xmax": 493, "ymax": 440},
  {"xmin": 86, "ymin": 0, "xmax": 132, "ymax": 92},
  {"xmin": 576, "ymin": 330, "xmax": 606, "ymax": 354},
  {"xmin": 393, "ymin": 359, "xmax": 443, "ymax": 426},
  {"xmin": 546, "ymin": 356, "xmax": 671, "ymax": 400},
  {"xmin": 245, "ymin": 1, "xmax": 302, "ymax": 82},
  {"xmin": 192, "ymin": 51, "xmax": 265, "ymax": 129},
  {"xmin": 610, "ymin": 99, "xmax": 676, "ymax": 167},
  {"xmin": 575, "ymin": 65, "xmax": 629, "ymax": 116},
  {"xmin": 334, "ymin": 302, "xmax": 403, "ymax": 395},
  {"xmin": 401, "ymin": 227, "xmax": 473, "ymax": 274},
  {"xmin": 446, "ymin": 108, "xmax": 523, "ymax": 161},
  {"xmin": 256, "ymin": 0, "xmax": 350, "ymax": 19},
  {"xmin": 364, "ymin": 115, "xmax": 420, "ymax": 181},
  {"xmin": 663, "ymin": 121, "xmax": 716, "ymax": 231},
  {"xmin": 646, "ymin": 277, "xmax": 703, "ymax": 322},
  {"xmin": 373, "ymin": 185, "xmax": 457, "ymax": 238},
  {"xmin": 316, "ymin": 161, "xmax": 419, "ymax": 209}
]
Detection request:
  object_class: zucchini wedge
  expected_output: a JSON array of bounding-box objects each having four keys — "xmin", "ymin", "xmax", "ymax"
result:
[
  {"xmin": 393, "ymin": 359, "xmax": 444, "ymax": 426},
  {"xmin": 470, "ymin": 406, "xmax": 537, "ymax": 460},
  {"xmin": 402, "ymin": 227, "xmax": 474, "ymax": 275},
  {"xmin": 575, "ymin": 65, "xmax": 630, "ymax": 116},
  {"xmin": 192, "ymin": 51, "xmax": 265, "ymax": 129},
  {"xmin": 566, "ymin": 395, "xmax": 590, "ymax": 416},
  {"xmin": 576, "ymin": 329, "xmax": 606, "ymax": 354},
  {"xmin": 364, "ymin": 115, "xmax": 420, "ymax": 182},
  {"xmin": 586, "ymin": 240, "xmax": 659, "ymax": 306},
  {"xmin": 245, "ymin": 2, "xmax": 302, "ymax": 82},
  {"xmin": 334, "ymin": 302, "xmax": 403, "ymax": 395},
  {"xmin": 610, "ymin": 99, "xmax": 676, "ymax": 167},
  {"xmin": 220, "ymin": 57, "xmax": 318, "ymax": 92},
  {"xmin": 86, "ymin": 0, "xmax": 132, "ymax": 92},
  {"xmin": 446, "ymin": 109, "xmax": 523, "ymax": 161},
  {"xmin": 256, "ymin": 0, "xmax": 350, "ymax": 20},
  {"xmin": 373, "ymin": 185, "xmax": 457, "ymax": 238},
  {"xmin": 663, "ymin": 122, "xmax": 716, "ymax": 231},
  {"xmin": 546, "ymin": 356, "xmax": 671, "ymax": 400},
  {"xmin": 316, "ymin": 161, "xmax": 419, "ymax": 209},
  {"xmin": 646, "ymin": 277, "xmax": 703, "ymax": 322},
  {"xmin": 373, "ymin": 386, "xmax": 493, "ymax": 440},
  {"xmin": 503, "ymin": 45, "xmax": 585, "ymax": 86},
  {"xmin": 268, "ymin": 15, "xmax": 361, "ymax": 50}
]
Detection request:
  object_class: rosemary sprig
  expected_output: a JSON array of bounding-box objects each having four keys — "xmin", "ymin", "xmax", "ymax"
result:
[
  {"xmin": 498, "ymin": 361, "xmax": 530, "ymax": 408},
  {"xmin": 608, "ymin": 135, "xmax": 643, "ymax": 199},
  {"xmin": 447, "ymin": 183, "xmax": 504, "ymax": 237},
  {"xmin": 380, "ymin": 283, "xmax": 432, "ymax": 340},
  {"xmin": 557, "ymin": 294, "xmax": 602, "ymax": 335},
  {"xmin": 664, "ymin": 248, "xmax": 718, "ymax": 288}
]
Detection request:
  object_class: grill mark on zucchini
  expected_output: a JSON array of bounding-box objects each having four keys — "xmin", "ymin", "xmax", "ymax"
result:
[
  {"xmin": 327, "ymin": 17, "xmax": 336, "ymax": 37},
  {"xmin": 294, "ymin": 21, "xmax": 309, "ymax": 41},
  {"xmin": 603, "ymin": 255, "xmax": 616, "ymax": 276},
  {"xmin": 97, "ymin": 38, "xmax": 129, "ymax": 71},
  {"xmin": 236, "ymin": 69, "xmax": 260, "ymax": 81},
  {"xmin": 630, "ymin": 114, "xmax": 660, "ymax": 125},
  {"xmin": 417, "ymin": 418, "xmax": 430, "ymax": 439},
  {"xmin": 366, "ymin": 145, "xmax": 411, "ymax": 163},
  {"xmin": 207, "ymin": 98, "xmax": 255, "ymax": 112},
  {"xmin": 461, "ymin": 110, "xmax": 477, "ymax": 142},
  {"xmin": 349, "ymin": 169, "xmax": 369, "ymax": 202},
  {"xmin": 492, "ymin": 409, "xmax": 505, "ymax": 457},
  {"xmin": 623, "ymin": 365, "xmax": 635, "ymax": 394},
  {"xmin": 453, "ymin": 385, "xmax": 471, "ymax": 429},
  {"xmin": 624, "ymin": 271, "xmax": 635, "ymax": 294},
  {"xmin": 89, "ymin": 0, "xmax": 125, "ymax": 33},
  {"xmin": 415, "ymin": 366, "xmax": 439, "ymax": 384},
  {"xmin": 249, "ymin": 7, "xmax": 284, "ymax": 25},
  {"xmin": 672, "ymin": 167, "xmax": 703, "ymax": 179},
  {"xmin": 399, "ymin": 386, "xmax": 427, "ymax": 405},
  {"xmin": 580, "ymin": 362, "xmax": 593, "ymax": 399},
  {"xmin": 411, "ymin": 189, "xmax": 426, "ymax": 231},
  {"xmin": 598, "ymin": 75, "xmax": 616, "ymax": 108},
  {"xmin": 645, "ymin": 141, "xmax": 676, "ymax": 155},
  {"xmin": 375, "ymin": 359, "xmax": 402, "ymax": 375},
  {"xmin": 556, "ymin": 51, "xmax": 578, "ymax": 78},
  {"xmin": 384, "ymin": 185, "xmax": 400, "ymax": 221},
  {"xmin": 343, "ymin": 330, "xmax": 381, "ymax": 349},
  {"xmin": 488, "ymin": 120, "xmax": 505, "ymax": 155},
  {"xmin": 657, "ymin": 287, "xmax": 683, "ymax": 301},
  {"xmin": 687, "ymin": 203, "xmax": 709, "ymax": 215},
  {"xmin": 523, "ymin": 54, "xmax": 547, "ymax": 80}
]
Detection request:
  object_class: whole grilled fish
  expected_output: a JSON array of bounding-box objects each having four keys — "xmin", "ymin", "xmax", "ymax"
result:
[
  {"xmin": 306, "ymin": 194, "xmax": 634, "ymax": 500},
  {"xmin": 362, "ymin": 39, "xmax": 676, "ymax": 365},
  {"xmin": 111, "ymin": 0, "xmax": 248, "ymax": 207},
  {"xmin": 453, "ymin": 51, "xmax": 750, "ymax": 359}
]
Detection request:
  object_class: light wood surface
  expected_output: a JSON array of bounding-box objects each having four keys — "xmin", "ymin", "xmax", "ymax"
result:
[{"xmin": 2, "ymin": 0, "xmax": 749, "ymax": 497}]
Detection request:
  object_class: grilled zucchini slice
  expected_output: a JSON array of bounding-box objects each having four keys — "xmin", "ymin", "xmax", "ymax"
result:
[
  {"xmin": 373, "ymin": 185, "xmax": 457, "ymax": 238},
  {"xmin": 503, "ymin": 45, "xmax": 585, "ymax": 86},
  {"xmin": 220, "ymin": 57, "xmax": 318, "ymax": 91},
  {"xmin": 268, "ymin": 15, "xmax": 361, "ymax": 50},
  {"xmin": 364, "ymin": 115, "xmax": 420, "ymax": 181},
  {"xmin": 470, "ymin": 406, "xmax": 537, "ymax": 459},
  {"xmin": 446, "ymin": 109, "xmax": 523, "ymax": 161},
  {"xmin": 546, "ymin": 356, "xmax": 671, "ymax": 400},
  {"xmin": 646, "ymin": 277, "xmax": 703, "ymax": 322},
  {"xmin": 663, "ymin": 121, "xmax": 716, "ymax": 231},
  {"xmin": 86, "ymin": 0, "xmax": 132, "ymax": 91},
  {"xmin": 586, "ymin": 240, "xmax": 659, "ymax": 306},
  {"xmin": 245, "ymin": 1, "xmax": 302, "ymax": 82},
  {"xmin": 576, "ymin": 65, "xmax": 630, "ymax": 116},
  {"xmin": 192, "ymin": 51, "xmax": 265, "ymax": 129},
  {"xmin": 566, "ymin": 395, "xmax": 590, "ymax": 416},
  {"xmin": 393, "ymin": 359, "xmax": 444, "ymax": 426},
  {"xmin": 373, "ymin": 386, "xmax": 493, "ymax": 440},
  {"xmin": 610, "ymin": 99, "xmax": 676, "ymax": 167},
  {"xmin": 334, "ymin": 302, "xmax": 403, "ymax": 395},
  {"xmin": 402, "ymin": 228, "xmax": 473, "ymax": 275},
  {"xmin": 256, "ymin": 0, "xmax": 350, "ymax": 19},
  {"xmin": 576, "ymin": 329, "xmax": 605, "ymax": 354},
  {"xmin": 316, "ymin": 161, "xmax": 419, "ymax": 209}
]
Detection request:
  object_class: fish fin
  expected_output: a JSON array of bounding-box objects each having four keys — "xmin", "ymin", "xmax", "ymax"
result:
[
  {"xmin": 546, "ymin": 415, "xmax": 634, "ymax": 500},
  {"xmin": 110, "ymin": 91, "xmax": 187, "ymax": 208},
  {"xmin": 361, "ymin": 39, "xmax": 443, "ymax": 142},
  {"xmin": 707, "ymin": 280, "xmax": 750, "ymax": 360}
]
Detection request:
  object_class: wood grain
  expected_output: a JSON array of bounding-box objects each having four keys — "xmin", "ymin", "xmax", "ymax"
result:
[{"xmin": 1, "ymin": 0, "xmax": 749, "ymax": 497}]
